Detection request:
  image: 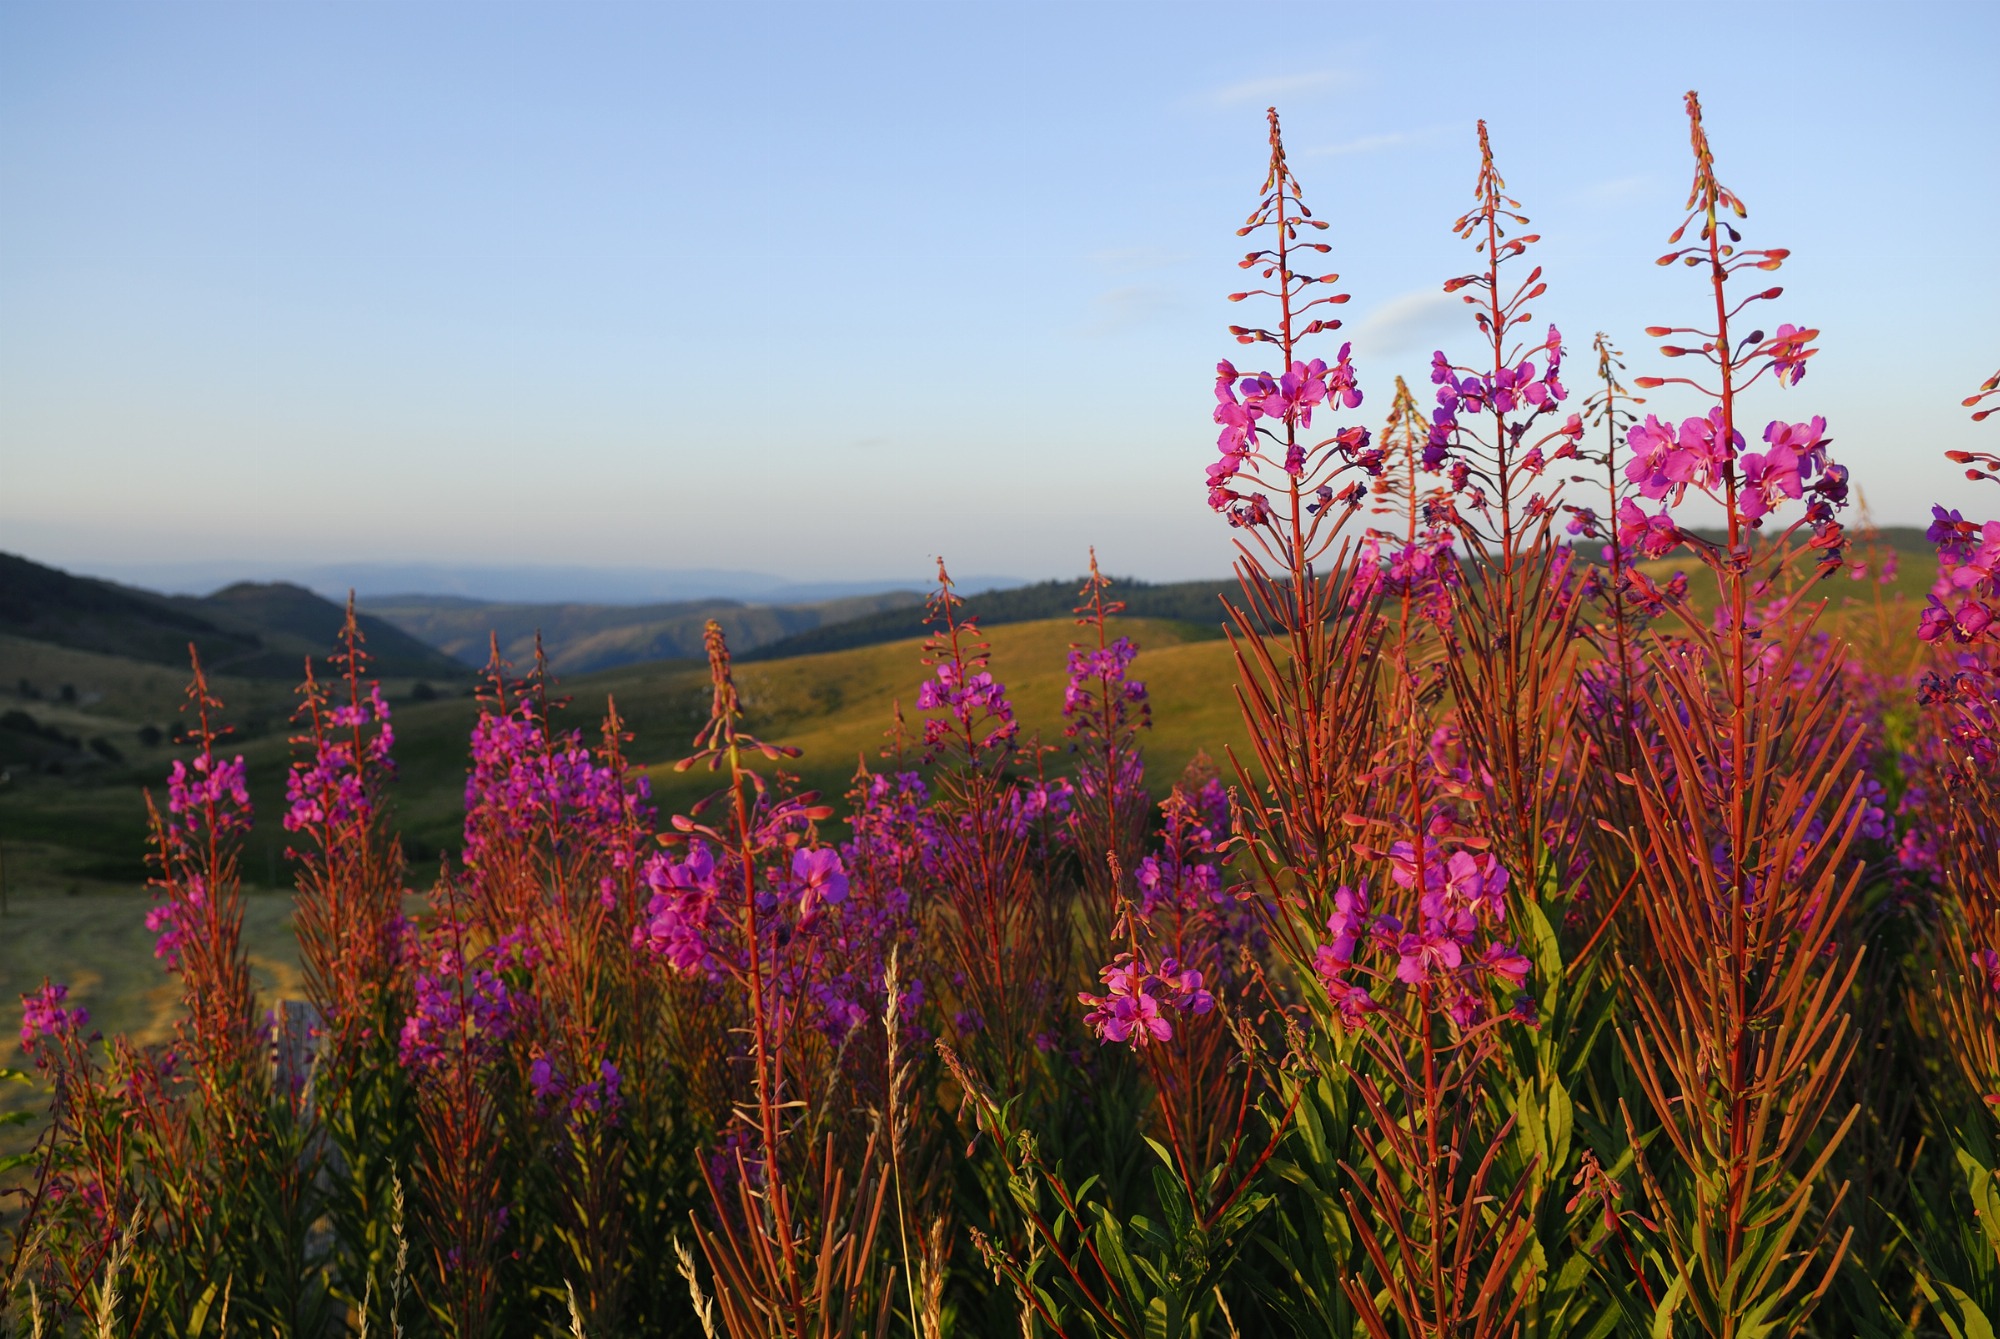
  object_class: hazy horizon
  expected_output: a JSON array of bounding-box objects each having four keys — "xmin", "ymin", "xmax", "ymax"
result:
[{"xmin": 4, "ymin": 2, "xmax": 1994, "ymax": 583}]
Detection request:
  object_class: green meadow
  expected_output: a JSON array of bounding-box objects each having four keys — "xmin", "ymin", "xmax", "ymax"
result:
[{"xmin": 0, "ymin": 554, "xmax": 1929, "ymax": 1090}]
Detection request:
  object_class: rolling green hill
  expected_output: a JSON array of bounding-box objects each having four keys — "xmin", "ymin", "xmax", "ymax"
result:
[
  {"xmin": 0, "ymin": 613, "xmax": 1250, "ymax": 891},
  {"xmin": 740, "ymin": 577, "xmax": 1237, "ymax": 661},
  {"xmin": 0, "ymin": 559, "xmax": 1939, "ymax": 1099},
  {"xmin": 0, "ymin": 551, "xmax": 467, "ymax": 681},
  {"xmin": 366, "ymin": 588, "xmax": 927, "ymax": 677},
  {"xmin": 0, "ymin": 539, "xmax": 1939, "ymax": 889}
]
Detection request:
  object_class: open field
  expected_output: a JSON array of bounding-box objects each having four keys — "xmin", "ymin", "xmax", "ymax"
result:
[
  {"xmin": 0, "ymin": 564, "xmax": 1930, "ymax": 1086},
  {"xmin": 0, "ymin": 551, "xmax": 1935, "ymax": 887}
]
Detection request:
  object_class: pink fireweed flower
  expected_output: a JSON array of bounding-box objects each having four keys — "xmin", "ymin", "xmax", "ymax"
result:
[
  {"xmin": 1062, "ymin": 638, "xmax": 1150, "ymax": 727},
  {"xmin": 1080, "ymin": 959, "xmax": 1170, "ymax": 1046},
  {"xmin": 529, "ymin": 1050, "xmax": 561, "ymax": 1103},
  {"xmin": 1157, "ymin": 958, "xmax": 1215, "ymax": 1016},
  {"xmin": 1395, "ymin": 927, "xmax": 1465, "ymax": 985},
  {"xmin": 1919, "ymin": 594, "xmax": 1996, "ymax": 645},
  {"xmin": 1739, "ymin": 440, "xmax": 1804, "ymax": 522},
  {"xmin": 1005, "ymin": 777, "xmax": 1076, "ymax": 840},
  {"xmin": 1444, "ymin": 850, "xmax": 1509, "ymax": 922},
  {"xmin": 1945, "ymin": 522, "xmax": 2000, "ymax": 594},
  {"xmin": 167, "ymin": 752, "xmax": 252, "ymax": 834},
  {"xmin": 19, "ymin": 982, "xmax": 89, "ymax": 1063},
  {"xmin": 1483, "ymin": 941, "xmax": 1532, "ymax": 989},
  {"xmin": 285, "ymin": 683, "xmax": 394, "ymax": 832},
  {"xmin": 1078, "ymin": 952, "xmax": 1212, "ymax": 1048},
  {"xmin": 791, "ymin": 846, "xmax": 850, "ymax": 925},
  {"xmin": 634, "ymin": 841, "xmax": 719, "ymax": 971},
  {"xmin": 1616, "ymin": 497, "xmax": 1683, "ymax": 559},
  {"xmin": 1205, "ymin": 347, "xmax": 1364, "ymax": 518},
  {"xmin": 1767, "ymin": 323, "xmax": 1815, "ymax": 386},
  {"xmin": 399, "ymin": 946, "xmax": 523, "ymax": 1073},
  {"xmin": 1663, "ymin": 409, "xmax": 1740, "ymax": 497},
  {"xmin": 916, "ymin": 661, "xmax": 1019, "ymax": 752},
  {"xmin": 1313, "ymin": 959, "xmax": 1379, "ymax": 1028},
  {"xmin": 1323, "ymin": 883, "xmax": 1370, "ymax": 965},
  {"xmin": 1132, "ymin": 777, "xmax": 1231, "ymax": 919},
  {"xmin": 146, "ymin": 874, "xmax": 205, "ymax": 969},
  {"xmin": 1738, "ymin": 416, "xmax": 1829, "ymax": 524}
]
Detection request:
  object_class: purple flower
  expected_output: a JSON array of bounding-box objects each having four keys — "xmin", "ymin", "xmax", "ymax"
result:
[
  {"xmin": 1317, "ymin": 968, "xmax": 1378, "ymax": 1028},
  {"xmin": 1616, "ymin": 498, "xmax": 1683, "ymax": 559},
  {"xmin": 1324, "ymin": 884, "xmax": 1369, "ymax": 964},
  {"xmin": 1663, "ymin": 409, "xmax": 1740, "ymax": 496},
  {"xmin": 634, "ymin": 843, "xmax": 719, "ymax": 972},
  {"xmin": 145, "ymin": 875, "xmax": 207, "ymax": 970},
  {"xmin": 1445, "ymin": 850, "xmax": 1509, "ymax": 921},
  {"xmin": 167, "ymin": 753, "xmax": 252, "ymax": 834},
  {"xmin": 1395, "ymin": 928, "xmax": 1465, "ymax": 985},
  {"xmin": 1767, "ymin": 324, "xmax": 1815, "ymax": 386},
  {"xmin": 399, "ymin": 945, "xmax": 523, "ymax": 1074},
  {"xmin": 19, "ymin": 982, "xmax": 88, "ymax": 1059},
  {"xmin": 792, "ymin": 847, "xmax": 850, "ymax": 922},
  {"xmin": 1078, "ymin": 951, "xmax": 1215, "ymax": 1048},
  {"xmin": 1483, "ymin": 941, "xmax": 1531, "ymax": 988}
]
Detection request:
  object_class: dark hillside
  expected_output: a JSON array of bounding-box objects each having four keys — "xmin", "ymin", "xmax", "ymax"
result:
[
  {"xmin": 0, "ymin": 551, "xmax": 258, "ymax": 667},
  {"xmin": 0, "ymin": 553, "xmax": 467, "ymax": 680},
  {"xmin": 369, "ymin": 589, "xmax": 927, "ymax": 675},
  {"xmin": 741, "ymin": 577, "xmax": 1235, "ymax": 661},
  {"xmin": 178, "ymin": 582, "xmax": 469, "ymax": 679}
]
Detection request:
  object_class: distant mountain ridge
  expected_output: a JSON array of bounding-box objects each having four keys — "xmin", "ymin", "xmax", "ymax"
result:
[
  {"xmin": 60, "ymin": 558, "xmax": 1025, "ymax": 606},
  {"xmin": 0, "ymin": 551, "xmax": 469, "ymax": 680},
  {"xmin": 739, "ymin": 577, "xmax": 1238, "ymax": 662},
  {"xmin": 367, "ymin": 590, "xmax": 929, "ymax": 676}
]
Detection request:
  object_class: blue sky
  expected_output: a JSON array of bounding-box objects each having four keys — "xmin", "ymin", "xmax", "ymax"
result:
[{"xmin": 2, "ymin": 1, "xmax": 1994, "ymax": 592}]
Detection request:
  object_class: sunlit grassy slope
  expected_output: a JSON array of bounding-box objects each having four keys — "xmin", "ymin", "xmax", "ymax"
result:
[
  {"xmin": 0, "ymin": 614, "xmax": 1246, "ymax": 1098},
  {"xmin": 0, "ymin": 570, "xmax": 1933, "ymax": 1119}
]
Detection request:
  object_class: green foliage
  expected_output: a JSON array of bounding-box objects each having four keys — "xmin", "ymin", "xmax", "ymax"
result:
[
  {"xmin": 1905, "ymin": 1121, "xmax": 2000, "ymax": 1339},
  {"xmin": 0, "ymin": 1068, "xmax": 34, "ymax": 1178}
]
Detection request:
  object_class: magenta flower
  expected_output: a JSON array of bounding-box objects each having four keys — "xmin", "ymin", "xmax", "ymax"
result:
[
  {"xmin": 1157, "ymin": 958, "xmax": 1215, "ymax": 1016},
  {"xmin": 1616, "ymin": 497, "xmax": 1683, "ymax": 559},
  {"xmin": 167, "ymin": 752, "xmax": 252, "ymax": 834},
  {"xmin": 1078, "ymin": 951, "xmax": 1214, "ymax": 1048},
  {"xmin": 1445, "ymin": 850, "xmax": 1509, "ymax": 922},
  {"xmin": 1919, "ymin": 595, "xmax": 1995, "ymax": 644},
  {"xmin": 1079, "ymin": 959, "xmax": 1173, "ymax": 1046},
  {"xmin": 399, "ymin": 946, "xmax": 523, "ymax": 1073},
  {"xmin": 146, "ymin": 875, "xmax": 206, "ymax": 969},
  {"xmin": 19, "ymin": 982, "xmax": 88, "ymax": 1059},
  {"xmin": 529, "ymin": 1052, "xmax": 562, "ymax": 1103},
  {"xmin": 1972, "ymin": 949, "xmax": 2000, "ymax": 996},
  {"xmin": 1324, "ymin": 883, "xmax": 1369, "ymax": 964},
  {"xmin": 634, "ymin": 842, "xmax": 719, "ymax": 971},
  {"xmin": 1316, "ymin": 967, "xmax": 1378, "ymax": 1029},
  {"xmin": 792, "ymin": 847, "xmax": 850, "ymax": 923},
  {"xmin": 1395, "ymin": 928, "xmax": 1465, "ymax": 985},
  {"xmin": 1663, "ymin": 409, "xmax": 1739, "ymax": 496},
  {"xmin": 1483, "ymin": 941, "xmax": 1531, "ymax": 988},
  {"xmin": 1767, "ymin": 324, "xmax": 1815, "ymax": 386},
  {"xmin": 1739, "ymin": 440, "xmax": 1804, "ymax": 522}
]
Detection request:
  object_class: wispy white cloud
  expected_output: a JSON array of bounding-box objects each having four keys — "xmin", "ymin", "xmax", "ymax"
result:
[
  {"xmin": 1086, "ymin": 246, "xmax": 1190, "ymax": 276},
  {"xmin": 1302, "ymin": 124, "xmax": 1457, "ymax": 159},
  {"xmin": 1081, "ymin": 284, "xmax": 1176, "ymax": 337},
  {"xmin": 1570, "ymin": 173, "xmax": 1653, "ymax": 207},
  {"xmin": 1348, "ymin": 288, "xmax": 1460, "ymax": 359},
  {"xmin": 1202, "ymin": 69, "xmax": 1350, "ymax": 108}
]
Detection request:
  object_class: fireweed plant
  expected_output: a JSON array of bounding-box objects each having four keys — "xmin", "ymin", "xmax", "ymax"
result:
[{"xmin": 0, "ymin": 92, "xmax": 1990, "ymax": 1339}]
